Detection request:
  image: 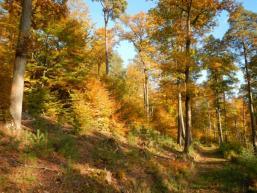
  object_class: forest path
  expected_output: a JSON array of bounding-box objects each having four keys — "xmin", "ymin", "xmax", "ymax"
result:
[
  {"xmin": 194, "ymin": 145, "xmax": 228, "ymax": 166},
  {"xmin": 185, "ymin": 145, "xmax": 248, "ymax": 193}
]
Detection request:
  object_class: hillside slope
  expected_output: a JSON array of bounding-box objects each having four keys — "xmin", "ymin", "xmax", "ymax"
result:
[{"xmin": 0, "ymin": 119, "xmax": 255, "ymax": 193}]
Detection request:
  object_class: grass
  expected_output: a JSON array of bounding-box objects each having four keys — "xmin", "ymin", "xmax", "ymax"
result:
[
  {"xmin": 1, "ymin": 118, "xmax": 256, "ymax": 193},
  {"xmin": 192, "ymin": 164, "xmax": 249, "ymax": 192},
  {"xmin": 92, "ymin": 137, "xmax": 125, "ymax": 168},
  {"xmin": 50, "ymin": 133, "xmax": 79, "ymax": 160}
]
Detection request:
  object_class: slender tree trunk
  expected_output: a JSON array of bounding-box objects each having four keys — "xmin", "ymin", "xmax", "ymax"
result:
[
  {"xmin": 9, "ymin": 0, "xmax": 32, "ymax": 131},
  {"xmin": 223, "ymin": 92, "xmax": 227, "ymax": 129},
  {"xmin": 213, "ymin": 73, "xmax": 224, "ymax": 145},
  {"xmin": 207, "ymin": 100, "xmax": 212, "ymax": 139},
  {"xmin": 216, "ymin": 92, "xmax": 223, "ymax": 145},
  {"xmin": 247, "ymin": 73, "xmax": 257, "ymax": 152},
  {"xmin": 104, "ymin": 15, "xmax": 109, "ymax": 75},
  {"xmin": 179, "ymin": 92, "xmax": 185, "ymax": 137},
  {"xmin": 184, "ymin": 2, "xmax": 192, "ymax": 152},
  {"xmin": 143, "ymin": 68, "xmax": 149, "ymax": 119},
  {"xmin": 177, "ymin": 113, "xmax": 182, "ymax": 145},
  {"xmin": 177, "ymin": 100, "xmax": 182, "ymax": 145},
  {"xmin": 139, "ymin": 50, "xmax": 150, "ymax": 120},
  {"xmin": 223, "ymin": 92, "xmax": 228, "ymax": 142},
  {"xmin": 243, "ymin": 44, "xmax": 257, "ymax": 154},
  {"xmin": 184, "ymin": 68, "xmax": 192, "ymax": 152},
  {"xmin": 216, "ymin": 107, "xmax": 223, "ymax": 145},
  {"xmin": 243, "ymin": 100, "xmax": 247, "ymax": 145},
  {"xmin": 177, "ymin": 92, "xmax": 185, "ymax": 145}
]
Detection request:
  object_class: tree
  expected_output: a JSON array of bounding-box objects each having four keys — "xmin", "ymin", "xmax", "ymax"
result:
[
  {"xmin": 90, "ymin": 28, "xmax": 115, "ymax": 77},
  {"xmin": 152, "ymin": 0, "xmax": 224, "ymax": 153},
  {"xmin": 119, "ymin": 12, "xmax": 156, "ymax": 119},
  {"xmin": 26, "ymin": 0, "xmax": 92, "ymax": 121},
  {"xmin": 0, "ymin": 0, "xmax": 20, "ymax": 111},
  {"xmin": 110, "ymin": 52, "xmax": 125, "ymax": 76},
  {"xmin": 225, "ymin": 6, "xmax": 257, "ymax": 154},
  {"xmin": 191, "ymin": 85, "xmax": 215, "ymax": 144},
  {"xmin": 92, "ymin": 0, "xmax": 127, "ymax": 75},
  {"xmin": 8, "ymin": 0, "xmax": 69, "ymax": 130},
  {"xmin": 202, "ymin": 35, "xmax": 238, "ymax": 144},
  {"xmin": 249, "ymin": 56, "xmax": 257, "ymax": 113},
  {"xmin": 9, "ymin": 0, "xmax": 32, "ymax": 131},
  {"xmin": 155, "ymin": 50, "xmax": 186, "ymax": 145}
]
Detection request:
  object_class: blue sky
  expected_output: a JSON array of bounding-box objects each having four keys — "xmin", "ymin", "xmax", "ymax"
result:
[{"xmin": 86, "ymin": 0, "xmax": 257, "ymax": 67}]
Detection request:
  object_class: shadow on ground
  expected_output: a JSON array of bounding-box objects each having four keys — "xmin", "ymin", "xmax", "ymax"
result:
[
  {"xmin": 189, "ymin": 145, "xmax": 252, "ymax": 193},
  {"xmin": 0, "ymin": 119, "xmax": 254, "ymax": 193}
]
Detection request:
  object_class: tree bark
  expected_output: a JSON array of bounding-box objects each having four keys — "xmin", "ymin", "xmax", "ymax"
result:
[
  {"xmin": 223, "ymin": 92, "xmax": 228, "ymax": 142},
  {"xmin": 184, "ymin": 69, "xmax": 192, "ymax": 152},
  {"xmin": 223, "ymin": 92, "xmax": 227, "ymax": 129},
  {"xmin": 143, "ymin": 68, "xmax": 149, "ymax": 119},
  {"xmin": 177, "ymin": 111, "xmax": 182, "ymax": 145},
  {"xmin": 216, "ymin": 105, "xmax": 223, "ymax": 144},
  {"xmin": 243, "ymin": 43, "xmax": 257, "ymax": 154},
  {"xmin": 9, "ymin": 0, "xmax": 32, "ymax": 131},
  {"xmin": 242, "ymin": 100, "xmax": 247, "ymax": 145},
  {"xmin": 213, "ymin": 72, "xmax": 224, "ymax": 145},
  {"xmin": 207, "ymin": 100, "xmax": 212, "ymax": 139},
  {"xmin": 184, "ymin": 1, "xmax": 192, "ymax": 153},
  {"xmin": 177, "ymin": 92, "xmax": 185, "ymax": 145}
]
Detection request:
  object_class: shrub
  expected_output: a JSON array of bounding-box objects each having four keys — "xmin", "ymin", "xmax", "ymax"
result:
[
  {"xmin": 24, "ymin": 129, "xmax": 52, "ymax": 157},
  {"xmin": 237, "ymin": 148, "xmax": 257, "ymax": 178},
  {"xmin": 129, "ymin": 125, "xmax": 176, "ymax": 149},
  {"xmin": 92, "ymin": 138, "xmax": 124, "ymax": 167},
  {"xmin": 71, "ymin": 92, "xmax": 95, "ymax": 133},
  {"xmin": 50, "ymin": 134, "xmax": 79, "ymax": 160},
  {"xmin": 70, "ymin": 79, "xmax": 115, "ymax": 134},
  {"xmin": 219, "ymin": 142, "xmax": 243, "ymax": 159},
  {"xmin": 26, "ymin": 87, "xmax": 61, "ymax": 118}
]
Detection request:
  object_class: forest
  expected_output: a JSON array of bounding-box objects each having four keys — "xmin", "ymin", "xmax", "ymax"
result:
[{"xmin": 0, "ymin": 0, "xmax": 256, "ymax": 192}]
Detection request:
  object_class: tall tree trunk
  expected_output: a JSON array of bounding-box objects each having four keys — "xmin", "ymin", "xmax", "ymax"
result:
[
  {"xmin": 104, "ymin": 14, "xmax": 109, "ymax": 75},
  {"xmin": 9, "ymin": 0, "xmax": 32, "ymax": 131},
  {"xmin": 143, "ymin": 68, "xmax": 149, "ymax": 119},
  {"xmin": 179, "ymin": 92, "xmax": 185, "ymax": 136},
  {"xmin": 177, "ymin": 112, "xmax": 182, "ymax": 145},
  {"xmin": 223, "ymin": 92, "xmax": 227, "ymax": 129},
  {"xmin": 184, "ymin": 2, "xmax": 192, "ymax": 153},
  {"xmin": 216, "ymin": 105, "xmax": 223, "ymax": 144},
  {"xmin": 213, "ymin": 73, "xmax": 224, "ymax": 145},
  {"xmin": 242, "ymin": 100, "xmax": 247, "ymax": 145},
  {"xmin": 184, "ymin": 69, "xmax": 192, "ymax": 152},
  {"xmin": 223, "ymin": 92, "xmax": 228, "ymax": 142},
  {"xmin": 207, "ymin": 100, "xmax": 212, "ymax": 139},
  {"xmin": 243, "ymin": 43, "xmax": 257, "ymax": 154},
  {"xmin": 177, "ymin": 92, "xmax": 185, "ymax": 145}
]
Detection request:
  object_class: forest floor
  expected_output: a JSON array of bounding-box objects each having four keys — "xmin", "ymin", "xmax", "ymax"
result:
[
  {"xmin": 0, "ymin": 120, "xmax": 255, "ymax": 193},
  {"xmin": 186, "ymin": 145, "xmax": 248, "ymax": 193}
]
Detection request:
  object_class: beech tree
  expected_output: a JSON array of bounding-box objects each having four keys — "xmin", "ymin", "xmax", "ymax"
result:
[
  {"xmin": 202, "ymin": 35, "xmax": 238, "ymax": 144},
  {"xmin": 249, "ymin": 56, "xmax": 257, "ymax": 112},
  {"xmin": 90, "ymin": 28, "xmax": 115, "ymax": 77},
  {"xmin": 92, "ymin": 0, "xmax": 127, "ymax": 75},
  {"xmin": 152, "ymin": 0, "xmax": 224, "ymax": 153},
  {"xmin": 156, "ymin": 50, "xmax": 186, "ymax": 145},
  {"xmin": 9, "ymin": 0, "xmax": 32, "ymax": 131},
  {"xmin": 225, "ymin": 6, "xmax": 257, "ymax": 154},
  {"xmin": 9, "ymin": 0, "xmax": 68, "ymax": 130},
  {"xmin": 119, "ymin": 12, "xmax": 156, "ymax": 118}
]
